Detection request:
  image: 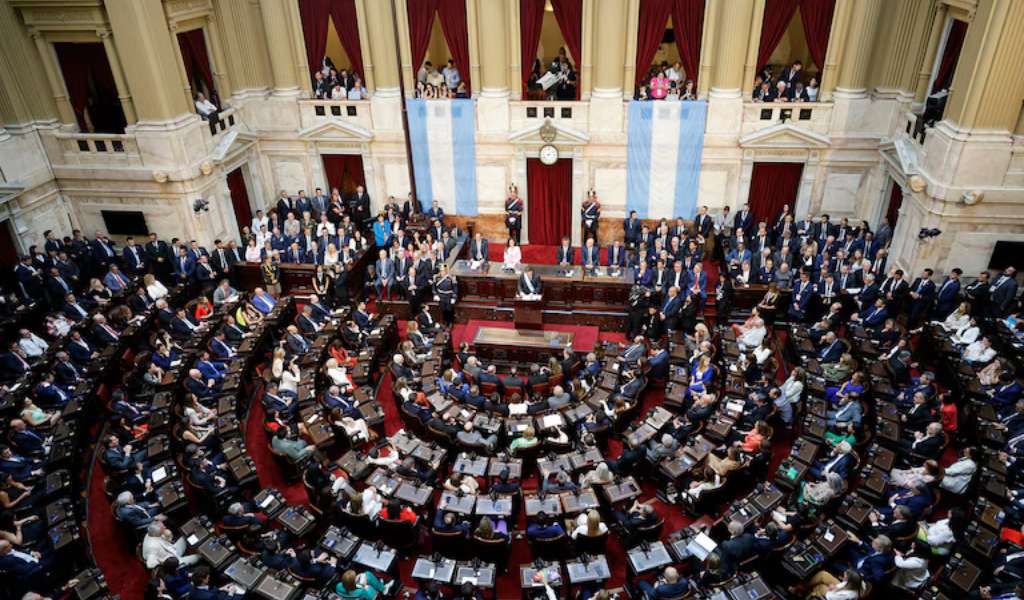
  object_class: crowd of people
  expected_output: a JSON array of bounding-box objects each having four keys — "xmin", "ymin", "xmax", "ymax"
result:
[
  {"xmin": 415, "ymin": 59, "xmax": 468, "ymax": 100},
  {"xmin": 312, "ymin": 55, "xmax": 369, "ymax": 101},
  {"xmin": 752, "ymin": 60, "xmax": 820, "ymax": 103},
  {"xmin": 1, "ymin": 174, "xmax": 1022, "ymax": 600},
  {"xmin": 636, "ymin": 60, "xmax": 697, "ymax": 101}
]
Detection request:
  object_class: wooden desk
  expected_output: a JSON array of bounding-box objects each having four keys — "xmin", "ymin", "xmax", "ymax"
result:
[{"xmin": 472, "ymin": 326, "xmax": 578, "ymax": 362}]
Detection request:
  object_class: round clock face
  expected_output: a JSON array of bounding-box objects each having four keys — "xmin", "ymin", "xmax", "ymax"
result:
[{"xmin": 539, "ymin": 144, "xmax": 559, "ymax": 165}]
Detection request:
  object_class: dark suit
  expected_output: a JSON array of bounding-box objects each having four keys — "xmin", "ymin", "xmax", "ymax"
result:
[
  {"xmin": 517, "ymin": 273, "xmax": 542, "ymax": 296},
  {"xmin": 556, "ymin": 245, "xmax": 574, "ymax": 265},
  {"xmin": 469, "ymin": 239, "xmax": 489, "ymax": 262}
]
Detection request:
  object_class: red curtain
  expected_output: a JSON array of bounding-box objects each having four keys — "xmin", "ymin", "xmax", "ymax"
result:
[
  {"xmin": 407, "ymin": 0, "xmax": 440, "ymax": 78},
  {"xmin": 437, "ymin": 0, "xmax": 472, "ymax": 94},
  {"xmin": 886, "ymin": 181, "xmax": 904, "ymax": 228},
  {"xmin": 932, "ymin": 19, "xmax": 967, "ymax": 93},
  {"xmin": 527, "ymin": 158, "xmax": 573, "ymax": 246},
  {"xmin": 635, "ymin": 0, "xmax": 674, "ymax": 86},
  {"xmin": 55, "ymin": 43, "xmax": 93, "ymax": 130},
  {"xmin": 756, "ymin": 0, "xmax": 799, "ymax": 73},
  {"xmin": 322, "ymin": 154, "xmax": 366, "ymax": 197},
  {"xmin": 800, "ymin": 0, "xmax": 836, "ymax": 70},
  {"xmin": 329, "ymin": 0, "xmax": 366, "ymax": 80},
  {"xmin": 671, "ymin": 0, "xmax": 705, "ymax": 87},
  {"xmin": 226, "ymin": 167, "xmax": 252, "ymax": 234},
  {"xmin": 520, "ymin": 0, "xmax": 546, "ymax": 91},
  {"xmin": 177, "ymin": 29, "xmax": 218, "ymax": 102},
  {"xmin": 551, "ymin": 0, "xmax": 583, "ymax": 69},
  {"xmin": 748, "ymin": 163, "xmax": 803, "ymax": 225},
  {"xmin": 298, "ymin": 0, "xmax": 330, "ymax": 76},
  {"xmin": 54, "ymin": 42, "xmax": 125, "ymax": 133}
]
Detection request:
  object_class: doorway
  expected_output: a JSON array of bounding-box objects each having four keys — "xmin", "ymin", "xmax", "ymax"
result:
[
  {"xmin": 322, "ymin": 154, "xmax": 366, "ymax": 198},
  {"xmin": 747, "ymin": 162, "xmax": 804, "ymax": 225},
  {"xmin": 885, "ymin": 180, "xmax": 904, "ymax": 229},
  {"xmin": 526, "ymin": 157, "xmax": 573, "ymax": 246},
  {"xmin": 226, "ymin": 167, "xmax": 252, "ymax": 234}
]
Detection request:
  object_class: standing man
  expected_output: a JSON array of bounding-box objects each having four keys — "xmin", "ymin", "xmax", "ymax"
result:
[{"xmin": 505, "ymin": 186, "xmax": 523, "ymax": 244}]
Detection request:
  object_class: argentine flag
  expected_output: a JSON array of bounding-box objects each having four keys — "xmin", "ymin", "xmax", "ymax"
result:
[
  {"xmin": 626, "ymin": 100, "xmax": 707, "ymax": 219},
  {"xmin": 407, "ymin": 98, "xmax": 479, "ymax": 216}
]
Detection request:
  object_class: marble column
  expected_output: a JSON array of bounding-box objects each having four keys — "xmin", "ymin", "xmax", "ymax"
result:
[
  {"xmin": 0, "ymin": 0, "xmax": 57, "ymax": 125},
  {"xmin": 104, "ymin": 0, "xmax": 192, "ymax": 123},
  {"xmin": 476, "ymin": 0, "xmax": 510, "ymax": 134},
  {"xmin": 706, "ymin": 0, "xmax": 754, "ymax": 147},
  {"xmin": 258, "ymin": 0, "xmax": 301, "ymax": 95},
  {"xmin": 943, "ymin": 0, "xmax": 1024, "ymax": 132},
  {"xmin": 589, "ymin": 0, "xmax": 629, "ymax": 133},
  {"xmin": 31, "ymin": 32, "xmax": 77, "ymax": 127},
  {"xmin": 915, "ymin": 2, "xmax": 948, "ymax": 104},
  {"xmin": 834, "ymin": 0, "xmax": 883, "ymax": 95},
  {"xmin": 363, "ymin": 0, "xmax": 402, "ymax": 132},
  {"xmin": 99, "ymin": 29, "xmax": 137, "ymax": 124}
]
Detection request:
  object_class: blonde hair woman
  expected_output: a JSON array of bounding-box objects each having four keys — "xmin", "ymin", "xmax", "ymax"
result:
[
  {"xmin": 144, "ymin": 274, "xmax": 169, "ymax": 301},
  {"xmin": 571, "ymin": 509, "xmax": 608, "ymax": 539}
]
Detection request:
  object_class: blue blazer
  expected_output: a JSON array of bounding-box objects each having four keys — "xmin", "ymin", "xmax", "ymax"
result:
[
  {"xmin": 581, "ymin": 246, "xmax": 600, "ymax": 267},
  {"xmin": 556, "ymin": 245, "xmax": 575, "ymax": 265},
  {"xmin": 606, "ymin": 246, "xmax": 626, "ymax": 267}
]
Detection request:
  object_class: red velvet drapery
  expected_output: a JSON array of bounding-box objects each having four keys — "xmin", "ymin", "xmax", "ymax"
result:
[
  {"xmin": 54, "ymin": 42, "xmax": 125, "ymax": 133},
  {"xmin": 671, "ymin": 0, "xmax": 705, "ymax": 87},
  {"xmin": 527, "ymin": 158, "xmax": 573, "ymax": 246},
  {"xmin": 322, "ymin": 154, "xmax": 366, "ymax": 197},
  {"xmin": 297, "ymin": 0, "xmax": 330, "ymax": 76},
  {"xmin": 177, "ymin": 29, "xmax": 218, "ymax": 103},
  {"xmin": 932, "ymin": 19, "xmax": 967, "ymax": 93},
  {"xmin": 406, "ymin": 0, "xmax": 439, "ymax": 75},
  {"xmin": 635, "ymin": 0, "xmax": 674, "ymax": 87},
  {"xmin": 886, "ymin": 181, "xmax": 904, "ymax": 228},
  {"xmin": 437, "ymin": 0, "xmax": 472, "ymax": 94},
  {"xmin": 550, "ymin": 0, "xmax": 583, "ymax": 69},
  {"xmin": 756, "ymin": 0, "xmax": 800, "ymax": 73},
  {"xmin": 800, "ymin": 0, "xmax": 836, "ymax": 71},
  {"xmin": 226, "ymin": 167, "xmax": 252, "ymax": 234},
  {"xmin": 520, "ymin": 0, "xmax": 546, "ymax": 91},
  {"xmin": 328, "ymin": 0, "xmax": 366, "ymax": 80},
  {"xmin": 748, "ymin": 162, "xmax": 803, "ymax": 225}
]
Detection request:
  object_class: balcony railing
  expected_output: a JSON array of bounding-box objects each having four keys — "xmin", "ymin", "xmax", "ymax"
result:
[
  {"xmin": 741, "ymin": 100, "xmax": 833, "ymax": 135},
  {"xmin": 53, "ymin": 131, "xmax": 142, "ymax": 167},
  {"xmin": 298, "ymin": 99, "xmax": 373, "ymax": 132},
  {"xmin": 509, "ymin": 100, "xmax": 588, "ymax": 133},
  {"xmin": 206, "ymin": 106, "xmax": 238, "ymax": 137}
]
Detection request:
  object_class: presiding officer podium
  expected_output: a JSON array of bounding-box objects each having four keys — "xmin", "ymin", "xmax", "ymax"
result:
[{"xmin": 513, "ymin": 298, "xmax": 543, "ymax": 330}]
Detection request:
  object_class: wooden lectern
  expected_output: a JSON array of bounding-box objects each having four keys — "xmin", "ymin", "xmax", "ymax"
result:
[{"xmin": 513, "ymin": 298, "xmax": 543, "ymax": 330}]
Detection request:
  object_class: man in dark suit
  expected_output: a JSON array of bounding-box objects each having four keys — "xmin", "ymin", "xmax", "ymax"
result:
[
  {"xmin": 580, "ymin": 238, "xmax": 600, "ymax": 269},
  {"xmin": 122, "ymin": 236, "xmax": 146, "ymax": 276},
  {"xmin": 623, "ymin": 211, "xmax": 641, "ymax": 248},
  {"xmin": 906, "ymin": 268, "xmax": 936, "ymax": 326},
  {"xmin": 733, "ymin": 204, "xmax": 754, "ymax": 236},
  {"xmin": 501, "ymin": 367, "xmax": 526, "ymax": 392},
  {"xmin": 718, "ymin": 520, "xmax": 756, "ymax": 571},
  {"xmin": 90, "ymin": 232, "xmax": 118, "ymax": 271},
  {"xmin": 931, "ymin": 268, "xmax": 962, "ymax": 318},
  {"xmin": 817, "ymin": 332, "xmax": 845, "ymax": 363},
  {"xmin": 92, "ymin": 314, "xmax": 120, "ymax": 347},
  {"xmin": 349, "ymin": 185, "xmax": 371, "ymax": 225},
  {"xmin": 426, "ymin": 199, "xmax": 445, "ymax": 222},
  {"xmin": 694, "ymin": 205, "xmax": 713, "ymax": 239},
  {"xmin": 556, "ymin": 237, "xmax": 574, "ymax": 266},
  {"xmin": 517, "ymin": 266, "xmax": 542, "ymax": 296},
  {"xmin": 468, "ymin": 233, "xmax": 489, "ymax": 263},
  {"xmin": 284, "ymin": 325, "xmax": 310, "ymax": 356},
  {"xmin": 659, "ymin": 286, "xmax": 682, "ymax": 331},
  {"xmin": 778, "ymin": 60, "xmax": 802, "ymax": 88},
  {"xmin": 989, "ymin": 266, "xmax": 1019, "ymax": 317},
  {"xmin": 606, "ymin": 241, "xmax": 626, "ymax": 268},
  {"xmin": 635, "ymin": 567, "xmax": 690, "ymax": 599}
]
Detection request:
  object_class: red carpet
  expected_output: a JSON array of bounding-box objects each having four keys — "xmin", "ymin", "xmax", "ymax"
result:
[
  {"xmin": 87, "ymin": 444, "xmax": 148, "ymax": 600},
  {"xmin": 454, "ymin": 319, "xmax": 601, "ymax": 352}
]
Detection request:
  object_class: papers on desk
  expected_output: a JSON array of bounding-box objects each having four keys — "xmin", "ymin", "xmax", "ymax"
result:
[
  {"xmin": 186, "ymin": 534, "xmax": 199, "ymax": 546},
  {"xmin": 686, "ymin": 532, "xmax": 717, "ymax": 560},
  {"xmin": 509, "ymin": 404, "xmax": 527, "ymax": 416},
  {"xmin": 151, "ymin": 466, "xmax": 168, "ymax": 482},
  {"xmin": 519, "ymin": 293, "xmax": 542, "ymax": 301},
  {"xmin": 469, "ymin": 260, "xmax": 484, "ymax": 270},
  {"xmin": 541, "ymin": 414, "xmax": 562, "ymax": 428},
  {"xmin": 259, "ymin": 494, "xmax": 275, "ymax": 509}
]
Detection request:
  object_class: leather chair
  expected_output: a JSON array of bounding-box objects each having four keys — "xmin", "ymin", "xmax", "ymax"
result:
[
  {"xmin": 472, "ymin": 534, "xmax": 511, "ymax": 572},
  {"xmin": 529, "ymin": 532, "xmax": 569, "ymax": 561},
  {"xmin": 378, "ymin": 517, "xmax": 419, "ymax": 554},
  {"xmin": 572, "ymin": 530, "xmax": 609, "ymax": 555},
  {"xmin": 431, "ymin": 528, "xmax": 468, "ymax": 559}
]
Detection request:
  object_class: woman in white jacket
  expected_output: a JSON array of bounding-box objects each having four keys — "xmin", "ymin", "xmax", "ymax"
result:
[
  {"xmin": 776, "ymin": 367, "xmax": 805, "ymax": 426},
  {"xmin": 939, "ymin": 447, "xmax": 977, "ymax": 494}
]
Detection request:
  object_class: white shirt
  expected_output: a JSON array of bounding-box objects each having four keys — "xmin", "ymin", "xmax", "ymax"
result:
[
  {"xmin": 142, "ymin": 534, "xmax": 186, "ymax": 569},
  {"xmin": 939, "ymin": 457, "xmax": 976, "ymax": 494},
  {"xmin": 940, "ymin": 310, "xmax": 970, "ymax": 333},
  {"xmin": 245, "ymin": 245, "xmax": 262, "ymax": 262},
  {"xmin": 19, "ymin": 334, "xmax": 48, "ymax": 358},
  {"xmin": 147, "ymin": 281, "xmax": 169, "ymax": 301},
  {"xmin": 892, "ymin": 555, "xmax": 929, "ymax": 590},
  {"xmin": 951, "ymin": 324, "xmax": 979, "ymax": 345},
  {"xmin": 347, "ymin": 87, "xmax": 364, "ymax": 100},
  {"xmin": 327, "ymin": 367, "xmax": 351, "ymax": 388},
  {"xmin": 195, "ymin": 99, "xmax": 217, "ymax": 116},
  {"xmin": 504, "ymin": 246, "xmax": 522, "ymax": 269},
  {"xmin": 963, "ymin": 341, "xmax": 995, "ymax": 363}
]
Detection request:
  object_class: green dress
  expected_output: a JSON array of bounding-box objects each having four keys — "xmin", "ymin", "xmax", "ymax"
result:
[{"xmin": 336, "ymin": 572, "xmax": 385, "ymax": 600}]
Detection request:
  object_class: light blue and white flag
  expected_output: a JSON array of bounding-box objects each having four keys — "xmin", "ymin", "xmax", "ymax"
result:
[
  {"xmin": 407, "ymin": 98, "xmax": 478, "ymax": 215},
  {"xmin": 626, "ymin": 100, "xmax": 707, "ymax": 219}
]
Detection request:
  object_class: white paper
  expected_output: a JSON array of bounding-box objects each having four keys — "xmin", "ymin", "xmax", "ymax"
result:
[{"xmin": 151, "ymin": 466, "xmax": 167, "ymax": 482}]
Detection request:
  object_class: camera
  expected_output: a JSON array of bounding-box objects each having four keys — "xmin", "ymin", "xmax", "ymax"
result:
[
  {"xmin": 192, "ymin": 198, "xmax": 210, "ymax": 213},
  {"xmin": 918, "ymin": 227, "xmax": 941, "ymax": 240}
]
